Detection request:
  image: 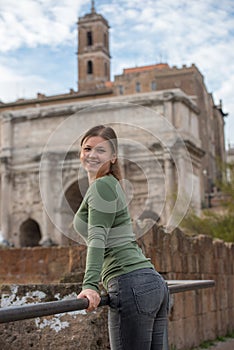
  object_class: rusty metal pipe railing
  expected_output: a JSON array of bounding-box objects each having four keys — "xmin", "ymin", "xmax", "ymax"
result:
[
  {"xmin": 167, "ymin": 279, "xmax": 215, "ymax": 294},
  {"xmin": 0, "ymin": 280, "xmax": 215, "ymax": 324},
  {"xmin": 0, "ymin": 295, "xmax": 109, "ymax": 324}
]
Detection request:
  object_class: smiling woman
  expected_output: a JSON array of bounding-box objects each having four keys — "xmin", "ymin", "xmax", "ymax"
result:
[
  {"xmin": 80, "ymin": 135, "xmax": 117, "ymax": 183},
  {"xmin": 73, "ymin": 124, "xmax": 169, "ymax": 350},
  {"xmin": 79, "ymin": 125, "xmax": 122, "ymax": 183}
]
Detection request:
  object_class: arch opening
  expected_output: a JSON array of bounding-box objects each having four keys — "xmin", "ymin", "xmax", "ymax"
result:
[
  {"xmin": 19, "ymin": 218, "xmax": 41, "ymax": 247},
  {"xmin": 60, "ymin": 177, "xmax": 89, "ymax": 245}
]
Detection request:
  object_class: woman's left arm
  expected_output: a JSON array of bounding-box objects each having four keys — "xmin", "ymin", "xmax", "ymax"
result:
[{"xmin": 77, "ymin": 288, "xmax": 101, "ymax": 312}]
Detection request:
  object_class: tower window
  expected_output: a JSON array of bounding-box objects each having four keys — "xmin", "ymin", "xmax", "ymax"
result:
[
  {"xmin": 87, "ymin": 60, "xmax": 93, "ymax": 74},
  {"xmin": 136, "ymin": 82, "xmax": 141, "ymax": 93},
  {"xmin": 151, "ymin": 81, "xmax": 157, "ymax": 91},
  {"xmin": 87, "ymin": 31, "xmax": 93, "ymax": 46},
  {"xmin": 104, "ymin": 33, "xmax": 107, "ymax": 48}
]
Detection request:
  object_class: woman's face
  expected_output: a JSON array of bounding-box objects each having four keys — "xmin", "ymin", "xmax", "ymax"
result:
[{"xmin": 80, "ymin": 136, "xmax": 116, "ymax": 178}]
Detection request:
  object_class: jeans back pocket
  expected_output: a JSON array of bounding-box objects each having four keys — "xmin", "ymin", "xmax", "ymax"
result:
[{"xmin": 132, "ymin": 280, "xmax": 163, "ymax": 316}]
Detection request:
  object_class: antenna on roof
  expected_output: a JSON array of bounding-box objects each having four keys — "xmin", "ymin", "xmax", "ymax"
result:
[{"xmin": 91, "ymin": 0, "xmax": 95, "ymax": 13}]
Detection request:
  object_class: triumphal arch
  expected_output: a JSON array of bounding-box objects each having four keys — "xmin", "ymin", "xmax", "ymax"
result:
[{"xmin": 0, "ymin": 89, "xmax": 203, "ymax": 247}]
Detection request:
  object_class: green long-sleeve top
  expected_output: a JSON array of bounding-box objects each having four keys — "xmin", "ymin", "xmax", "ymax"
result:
[{"xmin": 73, "ymin": 174, "xmax": 154, "ymax": 292}]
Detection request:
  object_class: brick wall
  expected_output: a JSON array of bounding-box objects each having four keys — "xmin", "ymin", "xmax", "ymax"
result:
[
  {"xmin": 0, "ymin": 245, "xmax": 87, "ymax": 284},
  {"xmin": 0, "ymin": 224, "xmax": 233, "ymax": 349}
]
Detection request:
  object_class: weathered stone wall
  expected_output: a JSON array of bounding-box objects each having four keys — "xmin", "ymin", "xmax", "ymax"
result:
[
  {"xmin": 139, "ymin": 226, "xmax": 234, "ymax": 349},
  {"xmin": 0, "ymin": 225, "xmax": 234, "ymax": 350},
  {"xmin": 0, "ymin": 284, "xmax": 109, "ymax": 350}
]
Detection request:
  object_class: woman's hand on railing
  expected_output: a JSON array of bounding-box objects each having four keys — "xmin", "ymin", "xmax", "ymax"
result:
[{"xmin": 77, "ymin": 289, "xmax": 101, "ymax": 312}]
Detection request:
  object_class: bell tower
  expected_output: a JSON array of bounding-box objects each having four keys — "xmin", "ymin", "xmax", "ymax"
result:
[{"xmin": 77, "ymin": 1, "xmax": 111, "ymax": 92}]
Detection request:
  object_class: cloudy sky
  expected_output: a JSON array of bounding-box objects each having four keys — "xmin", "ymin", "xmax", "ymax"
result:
[{"xmin": 0, "ymin": 0, "xmax": 233, "ymax": 147}]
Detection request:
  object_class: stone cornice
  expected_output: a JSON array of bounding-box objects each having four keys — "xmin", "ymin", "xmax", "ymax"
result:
[
  {"xmin": 180, "ymin": 139, "xmax": 205, "ymax": 158},
  {"xmin": 1, "ymin": 89, "xmax": 199, "ymax": 122},
  {"xmin": 0, "ymin": 89, "xmax": 113, "ymax": 111}
]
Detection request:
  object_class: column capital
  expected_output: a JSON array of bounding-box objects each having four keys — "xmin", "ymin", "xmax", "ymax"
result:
[
  {"xmin": 0, "ymin": 148, "xmax": 12, "ymax": 161},
  {"xmin": 2, "ymin": 112, "xmax": 13, "ymax": 121}
]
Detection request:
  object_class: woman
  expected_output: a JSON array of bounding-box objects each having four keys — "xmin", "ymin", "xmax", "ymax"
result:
[{"xmin": 73, "ymin": 125, "xmax": 169, "ymax": 350}]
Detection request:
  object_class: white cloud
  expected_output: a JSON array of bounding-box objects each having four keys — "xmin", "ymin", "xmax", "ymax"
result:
[{"xmin": 0, "ymin": 0, "xmax": 87, "ymax": 52}]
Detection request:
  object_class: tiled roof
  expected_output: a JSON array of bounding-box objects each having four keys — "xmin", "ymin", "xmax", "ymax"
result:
[{"xmin": 123, "ymin": 63, "xmax": 169, "ymax": 74}]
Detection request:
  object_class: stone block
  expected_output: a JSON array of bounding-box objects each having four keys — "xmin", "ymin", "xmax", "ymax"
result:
[
  {"xmin": 183, "ymin": 315, "xmax": 200, "ymax": 349},
  {"xmin": 170, "ymin": 318, "xmax": 185, "ymax": 350},
  {"xmin": 183, "ymin": 291, "xmax": 196, "ymax": 318},
  {"xmin": 68, "ymin": 245, "xmax": 87, "ymax": 272}
]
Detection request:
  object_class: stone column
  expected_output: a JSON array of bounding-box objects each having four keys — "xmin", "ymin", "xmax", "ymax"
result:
[
  {"xmin": 164, "ymin": 150, "xmax": 175, "ymax": 225},
  {"xmin": 39, "ymin": 156, "xmax": 54, "ymax": 245},
  {"xmin": 0, "ymin": 113, "xmax": 12, "ymax": 241},
  {"xmin": 163, "ymin": 100, "xmax": 174, "ymax": 125}
]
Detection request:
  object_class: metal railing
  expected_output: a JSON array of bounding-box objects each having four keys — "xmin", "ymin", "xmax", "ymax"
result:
[
  {"xmin": 0, "ymin": 280, "xmax": 215, "ymax": 324},
  {"xmin": 167, "ymin": 279, "xmax": 215, "ymax": 293}
]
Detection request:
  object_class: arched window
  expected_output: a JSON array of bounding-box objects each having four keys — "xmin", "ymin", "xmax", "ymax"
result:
[
  {"xmin": 87, "ymin": 31, "xmax": 93, "ymax": 46},
  {"xmin": 19, "ymin": 218, "xmax": 41, "ymax": 247},
  {"xmin": 87, "ymin": 60, "xmax": 93, "ymax": 74},
  {"xmin": 136, "ymin": 81, "xmax": 141, "ymax": 93}
]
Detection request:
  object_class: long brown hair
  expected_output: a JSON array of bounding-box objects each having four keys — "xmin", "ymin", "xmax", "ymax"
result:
[{"xmin": 80, "ymin": 125, "xmax": 122, "ymax": 181}]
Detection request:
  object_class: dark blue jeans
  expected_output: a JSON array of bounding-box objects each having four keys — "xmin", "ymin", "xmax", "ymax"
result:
[{"xmin": 107, "ymin": 268, "xmax": 169, "ymax": 350}]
